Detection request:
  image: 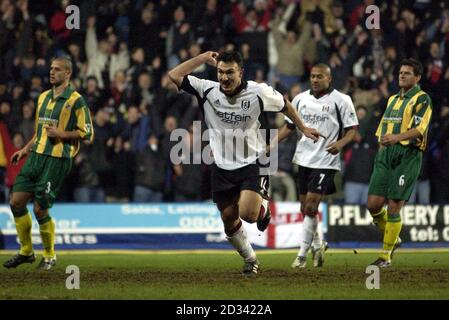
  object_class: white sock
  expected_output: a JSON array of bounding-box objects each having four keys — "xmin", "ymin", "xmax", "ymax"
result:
[
  {"xmin": 312, "ymin": 215, "xmax": 322, "ymax": 250},
  {"xmin": 227, "ymin": 223, "xmax": 257, "ymax": 262},
  {"xmin": 298, "ymin": 214, "xmax": 317, "ymax": 257}
]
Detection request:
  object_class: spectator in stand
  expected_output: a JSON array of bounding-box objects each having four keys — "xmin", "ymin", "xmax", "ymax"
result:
[
  {"xmin": 127, "ymin": 47, "xmax": 152, "ymax": 86},
  {"xmin": 0, "ymin": 124, "xmax": 26, "ymax": 201},
  {"xmin": 109, "ymin": 70, "xmax": 128, "ymax": 112},
  {"xmin": 85, "ymin": 16, "xmax": 129, "ymax": 89},
  {"xmin": 120, "ymin": 105, "xmax": 151, "ymax": 153},
  {"xmin": 49, "ymin": 0, "xmax": 71, "ymax": 46},
  {"xmin": 271, "ymin": 16, "xmax": 313, "ymax": 90},
  {"xmin": 173, "ymin": 130, "xmax": 203, "ymax": 202},
  {"xmin": 66, "ymin": 42, "xmax": 85, "ymax": 83},
  {"xmin": 18, "ymin": 101, "xmax": 35, "ymax": 143},
  {"xmin": 80, "ymin": 76, "xmax": 104, "ymax": 115},
  {"xmin": 106, "ymin": 136, "xmax": 134, "ymax": 203},
  {"xmin": 343, "ymin": 106, "xmax": 377, "ymax": 204},
  {"xmin": 133, "ymin": 135, "xmax": 167, "ymax": 203},
  {"xmin": 129, "ymin": 2, "xmax": 164, "ymax": 64},
  {"xmin": 166, "ymin": 5, "xmax": 193, "ymax": 69}
]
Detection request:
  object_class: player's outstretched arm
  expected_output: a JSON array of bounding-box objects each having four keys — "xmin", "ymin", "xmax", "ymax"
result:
[
  {"xmin": 168, "ymin": 51, "xmax": 219, "ymax": 87},
  {"xmin": 326, "ymin": 127, "xmax": 357, "ymax": 155},
  {"xmin": 282, "ymin": 99, "xmax": 324, "ymax": 142}
]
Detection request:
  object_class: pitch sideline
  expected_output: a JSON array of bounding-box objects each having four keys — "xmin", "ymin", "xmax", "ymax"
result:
[{"xmin": 1, "ymin": 248, "xmax": 449, "ymax": 255}]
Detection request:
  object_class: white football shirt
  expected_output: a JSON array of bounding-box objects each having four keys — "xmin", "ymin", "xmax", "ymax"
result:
[
  {"xmin": 181, "ymin": 75, "xmax": 285, "ymax": 170},
  {"xmin": 286, "ymin": 88, "xmax": 358, "ymax": 170}
]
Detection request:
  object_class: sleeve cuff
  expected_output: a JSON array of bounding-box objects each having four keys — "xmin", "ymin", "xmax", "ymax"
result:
[
  {"xmin": 179, "ymin": 75, "xmax": 189, "ymax": 90},
  {"xmin": 280, "ymin": 99, "xmax": 288, "ymax": 113},
  {"xmin": 179, "ymin": 75, "xmax": 199, "ymax": 96}
]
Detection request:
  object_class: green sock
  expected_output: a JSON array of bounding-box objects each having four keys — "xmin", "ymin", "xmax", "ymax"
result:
[
  {"xmin": 380, "ymin": 213, "xmax": 402, "ymax": 261},
  {"xmin": 13, "ymin": 209, "xmax": 33, "ymax": 256}
]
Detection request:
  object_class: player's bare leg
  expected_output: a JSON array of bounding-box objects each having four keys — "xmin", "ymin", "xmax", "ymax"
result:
[
  {"xmin": 219, "ymin": 195, "xmax": 259, "ymax": 276},
  {"xmin": 238, "ymin": 190, "xmax": 271, "ymax": 231},
  {"xmin": 3, "ymin": 192, "xmax": 35, "ymax": 269},
  {"xmin": 238, "ymin": 190, "xmax": 263, "ymax": 223},
  {"xmin": 367, "ymin": 195, "xmax": 388, "ymax": 231},
  {"xmin": 218, "ymin": 195, "xmax": 240, "ymax": 233}
]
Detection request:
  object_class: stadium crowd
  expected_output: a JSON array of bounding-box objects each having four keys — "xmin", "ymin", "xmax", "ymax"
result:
[{"xmin": 0, "ymin": 0, "xmax": 448, "ymax": 204}]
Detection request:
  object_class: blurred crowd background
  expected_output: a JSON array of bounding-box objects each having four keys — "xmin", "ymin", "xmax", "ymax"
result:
[{"xmin": 0, "ymin": 0, "xmax": 448, "ymax": 204}]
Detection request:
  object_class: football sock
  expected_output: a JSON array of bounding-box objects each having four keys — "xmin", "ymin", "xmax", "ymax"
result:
[
  {"xmin": 380, "ymin": 213, "xmax": 402, "ymax": 261},
  {"xmin": 298, "ymin": 214, "xmax": 317, "ymax": 257},
  {"xmin": 311, "ymin": 215, "xmax": 322, "ymax": 250},
  {"xmin": 372, "ymin": 207, "xmax": 387, "ymax": 233},
  {"xmin": 38, "ymin": 215, "xmax": 56, "ymax": 259},
  {"xmin": 226, "ymin": 220, "xmax": 257, "ymax": 262},
  {"xmin": 12, "ymin": 207, "xmax": 33, "ymax": 256}
]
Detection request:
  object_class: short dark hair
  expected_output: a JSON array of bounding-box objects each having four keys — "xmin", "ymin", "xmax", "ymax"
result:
[
  {"xmin": 51, "ymin": 56, "xmax": 73, "ymax": 73},
  {"xmin": 312, "ymin": 63, "xmax": 332, "ymax": 75},
  {"xmin": 400, "ymin": 58, "xmax": 423, "ymax": 76},
  {"xmin": 216, "ymin": 51, "xmax": 244, "ymax": 69}
]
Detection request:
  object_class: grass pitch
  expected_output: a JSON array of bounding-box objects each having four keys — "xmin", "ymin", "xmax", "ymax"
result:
[{"xmin": 0, "ymin": 249, "xmax": 448, "ymax": 300}]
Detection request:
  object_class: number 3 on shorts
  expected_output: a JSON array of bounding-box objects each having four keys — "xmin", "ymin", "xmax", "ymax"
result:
[{"xmin": 46, "ymin": 181, "xmax": 52, "ymax": 194}]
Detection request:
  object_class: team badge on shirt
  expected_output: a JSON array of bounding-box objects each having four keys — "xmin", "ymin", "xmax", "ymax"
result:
[
  {"xmin": 414, "ymin": 115, "xmax": 423, "ymax": 125},
  {"xmin": 241, "ymin": 100, "xmax": 250, "ymax": 111}
]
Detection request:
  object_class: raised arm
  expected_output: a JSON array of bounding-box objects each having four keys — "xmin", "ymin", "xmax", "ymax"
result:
[
  {"xmin": 85, "ymin": 16, "xmax": 98, "ymax": 60},
  {"xmin": 168, "ymin": 51, "xmax": 218, "ymax": 87}
]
